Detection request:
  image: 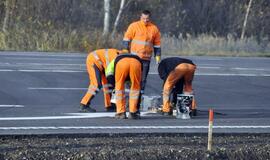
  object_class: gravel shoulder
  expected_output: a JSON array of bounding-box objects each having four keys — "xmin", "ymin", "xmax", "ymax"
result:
[{"xmin": 0, "ymin": 133, "xmax": 270, "ymax": 160}]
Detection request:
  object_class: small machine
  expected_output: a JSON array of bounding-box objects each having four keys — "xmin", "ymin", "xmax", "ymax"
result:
[
  {"xmin": 176, "ymin": 94, "xmax": 193, "ymax": 119},
  {"xmin": 110, "ymin": 90, "xmax": 116, "ymax": 104},
  {"xmin": 142, "ymin": 95, "xmax": 162, "ymax": 112}
]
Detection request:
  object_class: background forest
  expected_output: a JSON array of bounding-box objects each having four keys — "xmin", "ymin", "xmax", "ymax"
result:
[{"xmin": 0, "ymin": 0, "xmax": 269, "ymax": 56}]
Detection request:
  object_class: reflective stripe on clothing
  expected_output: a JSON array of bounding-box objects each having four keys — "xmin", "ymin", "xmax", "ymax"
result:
[
  {"xmin": 104, "ymin": 89, "xmax": 112, "ymax": 94},
  {"xmin": 129, "ymin": 90, "xmax": 140, "ymax": 99},
  {"xmin": 115, "ymin": 90, "xmax": 125, "ymax": 100},
  {"xmin": 115, "ymin": 90, "xmax": 124, "ymax": 94},
  {"xmin": 87, "ymin": 85, "xmax": 99, "ymax": 95},
  {"xmin": 104, "ymin": 49, "xmax": 109, "ymax": 67},
  {"xmin": 103, "ymin": 83, "xmax": 112, "ymax": 88},
  {"xmin": 123, "ymin": 38, "xmax": 131, "ymax": 41},
  {"xmin": 92, "ymin": 51, "xmax": 103, "ymax": 66},
  {"xmin": 88, "ymin": 85, "xmax": 99, "ymax": 91},
  {"xmin": 115, "ymin": 96, "xmax": 124, "ymax": 100},
  {"xmin": 131, "ymin": 40, "xmax": 153, "ymax": 47},
  {"xmin": 87, "ymin": 90, "xmax": 96, "ymax": 95}
]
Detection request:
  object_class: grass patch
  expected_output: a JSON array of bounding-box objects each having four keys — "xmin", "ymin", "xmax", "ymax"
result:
[{"xmin": 0, "ymin": 27, "xmax": 269, "ymax": 57}]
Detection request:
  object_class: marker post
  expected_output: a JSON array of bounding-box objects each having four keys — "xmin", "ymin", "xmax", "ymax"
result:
[{"xmin": 207, "ymin": 109, "xmax": 214, "ymax": 151}]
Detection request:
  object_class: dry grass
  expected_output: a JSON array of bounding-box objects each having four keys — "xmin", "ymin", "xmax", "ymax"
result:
[
  {"xmin": 0, "ymin": 28, "xmax": 269, "ymax": 57},
  {"xmin": 162, "ymin": 34, "xmax": 270, "ymax": 57}
]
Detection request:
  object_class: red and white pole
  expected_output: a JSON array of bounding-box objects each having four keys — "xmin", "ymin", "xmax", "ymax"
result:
[{"xmin": 207, "ymin": 109, "xmax": 214, "ymax": 151}]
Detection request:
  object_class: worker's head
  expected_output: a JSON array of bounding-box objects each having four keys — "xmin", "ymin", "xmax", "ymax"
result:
[{"xmin": 140, "ymin": 10, "xmax": 151, "ymax": 25}]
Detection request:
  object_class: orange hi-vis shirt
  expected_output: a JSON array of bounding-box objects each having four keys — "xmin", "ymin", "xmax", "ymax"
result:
[
  {"xmin": 123, "ymin": 20, "xmax": 161, "ymax": 60},
  {"xmin": 90, "ymin": 49, "xmax": 119, "ymax": 71}
]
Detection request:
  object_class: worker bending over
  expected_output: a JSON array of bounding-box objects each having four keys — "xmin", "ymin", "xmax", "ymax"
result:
[
  {"xmin": 158, "ymin": 57, "xmax": 197, "ymax": 117},
  {"xmin": 106, "ymin": 54, "xmax": 142, "ymax": 119},
  {"xmin": 80, "ymin": 49, "xmax": 127, "ymax": 112}
]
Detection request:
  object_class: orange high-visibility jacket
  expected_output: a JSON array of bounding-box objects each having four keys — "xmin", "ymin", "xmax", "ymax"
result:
[
  {"xmin": 90, "ymin": 49, "xmax": 119, "ymax": 71},
  {"xmin": 123, "ymin": 21, "xmax": 161, "ymax": 60}
]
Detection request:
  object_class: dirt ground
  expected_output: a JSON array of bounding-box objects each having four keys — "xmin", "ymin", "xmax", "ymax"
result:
[{"xmin": 0, "ymin": 133, "xmax": 269, "ymax": 160}]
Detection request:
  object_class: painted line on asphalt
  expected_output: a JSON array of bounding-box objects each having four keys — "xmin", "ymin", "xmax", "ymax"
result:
[
  {"xmin": 197, "ymin": 66, "xmax": 221, "ymax": 69},
  {"xmin": 27, "ymin": 88, "xmax": 131, "ymax": 94},
  {"xmin": 148, "ymin": 72, "xmax": 270, "ymax": 77},
  {"xmin": 0, "ymin": 69, "xmax": 85, "ymax": 72},
  {"xmin": 2, "ymin": 57, "xmax": 84, "ymax": 61},
  {"xmin": 196, "ymin": 73, "xmax": 270, "ymax": 76},
  {"xmin": 0, "ymin": 105, "xmax": 24, "ymax": 108},
  {"xmin": 0, "ymin": 126, "xmax": 270, "ymax": 130},
  {"xmin": 1, "ymin": 69, "xmax": 270, "ymax": 76},
  {"xmin": 232, "ymin": 67, "xmax": 270, "ymax": 71},
  {"xmin": 0, "ymin": 112, "xmax": 127, "ymax": 120},
  {"xmin": 0, "ymin": 62, "xmax": 85, "ymax": 66},
  {"xmin": 0, "ymin": 115, "xmax": 112, "ymax": 121},
  {"xmin": 0, "ymin": 52, "xmax": 85, "ymax": 57},
  {"xmin": 0, "ymin": 112, "xmax": 158, "ymax": 120},
  {"xmin": 28, "ymin": 87, "xmax": 87, "ymax": 90}
]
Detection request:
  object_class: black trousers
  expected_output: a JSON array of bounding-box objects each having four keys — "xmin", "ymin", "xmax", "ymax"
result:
[{"xmin": 137, "ymin": 60, "xmax": 151, "ymax": 110}]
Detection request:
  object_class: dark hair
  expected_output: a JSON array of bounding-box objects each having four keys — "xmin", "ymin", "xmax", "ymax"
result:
[{"xmin": 141, "ymin": 10, "xmax": 151, "ymax": 16}]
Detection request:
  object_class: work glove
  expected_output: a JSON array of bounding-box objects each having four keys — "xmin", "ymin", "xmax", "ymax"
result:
[
  {"xmin": 120, "ymin": 49, "xmax": 129, "ymax": 54},
  {"xmin": 155, "ymin": 56, "xmax": 161, "ymax": 65}
]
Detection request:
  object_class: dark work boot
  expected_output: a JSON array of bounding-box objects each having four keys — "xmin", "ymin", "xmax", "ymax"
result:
[
  {"xmin": 79, "ymin": 104, "xmax": 96, "ymax": 113},
  {"xmin": 115, "ymin": 112, "xmax": 127, "ymax": 119},
  {"xmin": 190, "ymin": 109, "xmax": 197, "ymax": 116},
  {"xmin": 106, "ymin": 105, "xmax": 116, "ymax": 112},
  {"xmin": 162, "ymin": 110, "xmax": 173, "ymax": 116},
  {"xmin": 128, "ymin": 112, "xmax": 141, "ymax": 119}
]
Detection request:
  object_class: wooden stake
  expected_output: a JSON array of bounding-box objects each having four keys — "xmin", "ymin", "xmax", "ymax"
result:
[{"xmin": 207, "ymin": 109, "xmax": 214, "ymax": 151}]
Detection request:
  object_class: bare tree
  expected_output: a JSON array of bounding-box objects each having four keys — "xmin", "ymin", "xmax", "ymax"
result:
[
  {"xmin": 2, "ymin": 0, "xmax": 12, "ymax": 33},
  {"xmin": 111, "ymin": 0, "xmax": 126, "ymax": 37},
  {"xmin": 241, "ymin": 0, "xmax": 253, "ymax": 40},
  {"xmin": 103, "ymin": 0, "xmax": 111, "ymax": 36}
]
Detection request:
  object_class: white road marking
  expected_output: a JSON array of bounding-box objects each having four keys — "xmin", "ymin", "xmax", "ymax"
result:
[
  {"xmin": 148, "ymin": 72, "xmax": 270, "ymax": 76},
  {"xmin": 0, "ymin": 62, "xmax": 85, "ymax": 66},
  {"xmin": 0, "ymin": 125, "xmax": 270, "ymax": 130},
  {"xmin": 232, "ymin": 67, "xmax": 270, "ymax": 71},
  {"xmin": 28, "ymin": 87, "xmax": 87, "ymax": 90},
  {"xmin": 0, "ymin": 69, "xmax": 13, "ymax": 72},
  {"xmin": 197, "ymin": 66, "xmax": 221, "ymax": 69},
  {"xmin": 0, "ymin": 112, "xmax": 159, "ymax": 121},
  {"xmin": 0, "ymin": 105, "xmax": 24, "ymax": 108},
  {"xmin": 196, "ymin": 73, "xmax": 270, "ymax": 76},
  {"xmin": 1, "ymin": 69, "xmax": 269, "ymax": 76},
  {"xmin": 0, "ymin": 115, "xmax": 112, "ymax": 121},
  {"xmin": 0, "ymin": 69, "xmax": 85, "ymax": 72},
  {"xmin": 0, "ymin": 112, "xmax": 151, "ymax": 120},
  {"xmin": 0, "ymin": 53, "xmax": 85, "ymax": 57},
  {"xmin": 2, "ymin": 57, "xmax": 83, "ymax": 61}
]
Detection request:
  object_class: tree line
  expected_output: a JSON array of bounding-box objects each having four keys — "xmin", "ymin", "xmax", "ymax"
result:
[{"xmin": 0, "ymin": 0, "xmax": 269, "ymax": 54}]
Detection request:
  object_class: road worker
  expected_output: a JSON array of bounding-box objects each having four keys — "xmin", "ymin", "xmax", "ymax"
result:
[
  {"xmin": 105, "ymin": 54, "xmax": 142, "ymax": 119},
  {"xmin": 123, "ymin": 10, "xmax": 161, "ymax": 109},
  {"xmin": 80, "ymin": 48, "xmax": 128, "ymax": 112},
  {"xmin": 158, "ymin": 57, "xmax": 197, "ymax": 117}
]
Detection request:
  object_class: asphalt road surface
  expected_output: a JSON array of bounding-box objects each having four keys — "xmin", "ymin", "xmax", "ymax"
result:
[{"xmin": 0, "ymin": 51, "xmax": 270, "ymax": 135}]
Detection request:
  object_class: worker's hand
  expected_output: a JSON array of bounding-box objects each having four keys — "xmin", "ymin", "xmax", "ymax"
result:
[
  {"xmin": 155, "ymin": 56, "xmax": 161, "ymax": 65},
  {"xmin": 120, "ymin": 49, "xmax": 129, "ymax": 54}
]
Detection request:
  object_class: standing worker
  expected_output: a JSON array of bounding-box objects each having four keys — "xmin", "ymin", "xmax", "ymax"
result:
[
  {"xmin": 158, "ymin": 57, "xmax": 197, "ymax": 117},
  {"xmin": 80, "ymin": 48, "xmax": 126, "ymax": 112},
  {"xmin": 123, "ymin": 10, "xmax": 161, "ymax": 105},
  {"xmin": 105, "ymin": 54, "xmax": 142, "ymax": 119}
]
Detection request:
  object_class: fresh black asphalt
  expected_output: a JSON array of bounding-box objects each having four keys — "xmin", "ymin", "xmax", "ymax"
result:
[{"xmin": 0, "ymin": 52, "xmax": 270, "ymax": 135}]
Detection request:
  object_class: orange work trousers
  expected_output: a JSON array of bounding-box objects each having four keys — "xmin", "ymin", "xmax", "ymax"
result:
[
  {"xmin": 80, "ymin": 54, "xmax": 112, "ymax": 108},
  {"xmin": 162, "ymin": 63, "xmax": 196, "ymax": 113},
  {"xmin": 115, "ymin": 58, "xmax": 142, "ymax": 114}
]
